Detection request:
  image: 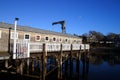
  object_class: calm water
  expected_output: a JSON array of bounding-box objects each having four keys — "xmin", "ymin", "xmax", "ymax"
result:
[
  {"xmin": 61, "ymin": 51, "xmax": 120, "ymax": 80},
  {"xmin": 0, "ymin": 50, "xmax": 120, "ymax": 80}
]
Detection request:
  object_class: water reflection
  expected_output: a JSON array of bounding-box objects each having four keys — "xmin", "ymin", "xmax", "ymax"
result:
[
  {"xmin": 0, "ymin": 51, "xmax": 120, "ymax": 80},
  {"xmin": 89, "ymin": 52, "xmax": 120, "ymax": 65},
  {"xmin": 62, "ymin": 51, "xmax": 120, "ymax": 80},
  {"xmin": 61, "ymin": 53, "xmax": 89, "ymax": 80}
]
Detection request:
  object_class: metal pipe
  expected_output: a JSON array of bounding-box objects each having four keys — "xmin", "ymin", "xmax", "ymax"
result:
[{"xmin": 13, "ymin": 18, "xmax": 19, "ymax": 59}]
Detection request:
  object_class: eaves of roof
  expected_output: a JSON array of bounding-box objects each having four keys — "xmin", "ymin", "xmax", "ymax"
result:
[{"xmin": 0, "ymin": 22, "xmax": 80, "ymax": 38}]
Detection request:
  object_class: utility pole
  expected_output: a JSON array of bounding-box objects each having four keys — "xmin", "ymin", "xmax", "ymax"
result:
[{"xmin": 8, "ymin": 27, "xmax": 12, "ymax": 54}]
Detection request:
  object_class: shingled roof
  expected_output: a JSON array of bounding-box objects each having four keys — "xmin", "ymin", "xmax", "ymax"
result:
[{"xmin": 0, "ymin": 22, "xmax": 80, "ymax": 38}]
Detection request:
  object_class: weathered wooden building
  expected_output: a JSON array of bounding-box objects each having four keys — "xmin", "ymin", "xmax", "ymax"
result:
[
  {"xmin": 0, "ymin": 22, "xmax": 82, "ymax": 53},
  {"xmin": 0, "ymin": 22, "xmax": 90, "ymax": 80}
]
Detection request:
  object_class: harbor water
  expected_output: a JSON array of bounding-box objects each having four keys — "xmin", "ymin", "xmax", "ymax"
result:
[{"xmin": 0, "ymin": 50, "xmax": 120, "ymax": 80}]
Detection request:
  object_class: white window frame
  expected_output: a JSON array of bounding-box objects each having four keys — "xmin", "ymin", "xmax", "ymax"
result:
[
  {"xmin": 24, "ymin": 33, "xmax": 30, "ymax": 40},
  {"xmin": 35, "ymin": 35, "xmax": 41, "ymax": 41},
  {"xmin": 45, "ymin": 36, "xmax": 49, "ymax": 42},
  {"xmin": 0, "ymin": 30, "xmax": 1, "ymax": 38},
  {"xmin": 52, "ymin": 36, "xmax": 56, "ymax": 42},
  {"xmin": 11, "ymin": 32, "xmax": 18, "ymax": 39}
]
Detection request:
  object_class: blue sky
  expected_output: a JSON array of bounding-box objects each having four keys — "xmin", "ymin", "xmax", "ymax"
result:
[{"xmin": 0, "ymin": 0, "xmax": 120, "ymax": 35}]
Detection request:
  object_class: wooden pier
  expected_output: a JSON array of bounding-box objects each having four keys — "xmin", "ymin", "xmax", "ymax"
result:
[{"xmin": 0, "ymin": 42, "xmax": 90, "ymax": 80}]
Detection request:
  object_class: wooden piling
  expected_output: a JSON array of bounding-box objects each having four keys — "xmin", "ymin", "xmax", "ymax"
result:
[
  {"xmin": 70, "ymin": 44, "xmax": 73, "ymax": 80},
  {"xmin": 76, "ymin": 52, "xmax": 80, "ymax": 80},
  {"xmin": 65, "ymin": 56, "xmax": 68, "ymax": 80},
  {"xmin": 49, "ymin": 56, "xmax": 52, "ymax": 71},
  {"xmin": 86, "ymin": 54, "xmax": 89, "ymax": 80},
  {"xmin": 42, "ymin": 43, "xmax": 47, "ymax": 80},
  {"xmin": 35, "ymin": 57, "xmax": 39, "ymax": 72},
  {"xmin": 58, "ymin": 44, "xmax": 63, "ymax": 79},
  {"xmin": 20, "ymin": 59, "xmax": 23, "ymax": 75},
  {"xmin": 58, "ymin": 55, "xmax": 62, "ymax": 79},
  {"xmin": 5, "ymin": 59, "xmax": 8, "ymax": 68},
  {"xmin": 27, "ymin": 58, "xmax": 30, "ymax": 74},
  {"xmin": 57, "ymin": 56, "xmax": 60, "ymax": 79},
  {"xmin": 16, "ymin": 59, "xmax": 19, "ymax": 73},
  {"xmin": 40, "ymin": 57, "xmax": 42, "ymax": 78},
  {"xmin": 32, "ymin": 58, "xmax": 34, "ymax": 72}
]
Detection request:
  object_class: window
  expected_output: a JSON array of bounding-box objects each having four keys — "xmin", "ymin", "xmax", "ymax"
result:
[
  {"xmin": 74, "ymin": 40, "xmax": 76, "ymax": 42},
  {"xmin": 35, "ymin": 35, "xmax": 41, "ymax": 41},
  {"xmin": 11, "ymin": 32, "xmax": 18, "ymax": 39},
  {"xmin": 59, "ymin": 37, "xmax": 62, "ymax": 42},
  {"xmin": 45, "ymin": 36, "xmax": 49, "ymax": 42},
  {"xmin": 0, "ymin": 30, "xmax": 1, "ymax": 38},
  {"xmin": 53, "ymin": 37, "xmax": 56, "ymax": 42},
  {"xmin": 65, "ymin": 39, "xmax": 68, "ymax": 42},
  {"xmin": 24, "ymin": 34, "xmax": 30, "ymax": 40}
]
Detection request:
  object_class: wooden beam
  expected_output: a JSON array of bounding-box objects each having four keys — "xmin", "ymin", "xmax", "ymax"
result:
[{"xmin": 42, "ymin": 43, "xmax": 47, "ymax": 80}]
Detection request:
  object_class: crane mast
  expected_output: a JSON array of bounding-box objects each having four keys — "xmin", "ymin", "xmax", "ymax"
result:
[{"xmin": 52, "ymin": 20, "xmax": 66, "ymax": 34}]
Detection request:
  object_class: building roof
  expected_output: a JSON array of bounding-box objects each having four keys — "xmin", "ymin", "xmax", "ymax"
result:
[{"xmin": 0, "ymin": 22, "xmax": 80, "ymax": 38}]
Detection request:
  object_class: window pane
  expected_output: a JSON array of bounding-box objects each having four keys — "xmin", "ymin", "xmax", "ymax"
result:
[
  {"xmin": 24, "ymin": 34, "xmax": 30, "ymax": 40},
  {"xmin": 25, "ymin": 35, "xmax": 29, "ymax": 39},
  {"xmin": 45, "ymin": 36, "xmax": 49, "ymax": 42},
  {"xmin": 36, "ymin": 36, "xmax": 40, "ymax": 40},
  {"xmin": 46, "ymin": 37, "xmax": 48, "ymax": 40},
  {"xmin": 53, "ymin": 37, "xmax": 56, "ymax": 41},
  {"xmin": 65, "ymin": 39, "xmax": 68, "ymax": 42},
  {"xmin": 59, "ymin": 38, "xmax": 62, "ymax": 42},
  {"xmin": 35, "ymin": 35, "xmax": 41, "ymax": 41}
]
